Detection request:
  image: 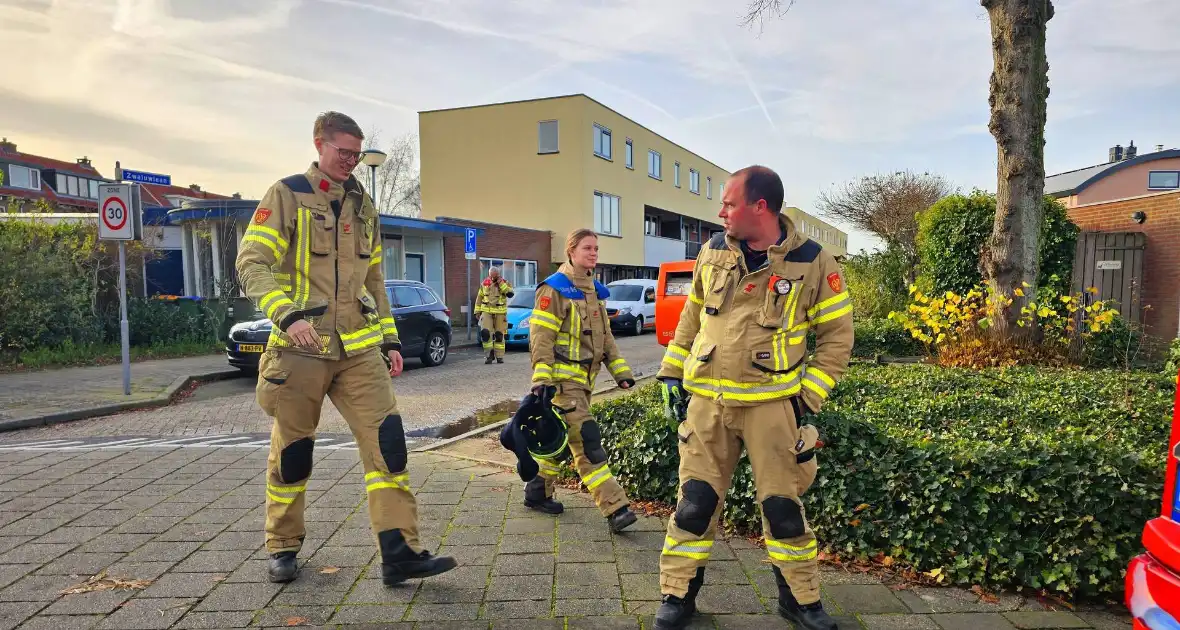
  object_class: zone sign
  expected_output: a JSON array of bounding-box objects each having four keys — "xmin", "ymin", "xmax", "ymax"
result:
[{"xmin": 98, "ymin": 184, "xmax": 136, "ymax": 240}]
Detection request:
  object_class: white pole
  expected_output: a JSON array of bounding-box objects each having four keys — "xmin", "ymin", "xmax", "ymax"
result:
[{"xmin": 118, "ymin": 241, "xmax": 130, "ymax": 395}]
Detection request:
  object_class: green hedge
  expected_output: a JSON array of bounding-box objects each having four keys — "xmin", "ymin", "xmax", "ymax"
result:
[
  {"xmin": 851, "ymin": 318, "xmax": 923, "ymax": 358},
  {"xmin": 592, "ymin": 366, "xmax": 1172, "ymax": 598}
]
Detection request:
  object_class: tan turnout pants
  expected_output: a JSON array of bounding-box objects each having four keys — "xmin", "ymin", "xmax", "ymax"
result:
[
  {"xmin": 479, "ymin": 312, "xmax": 508, "ymax": 359},
  {"xmin": 660, "ymin": 395, "xmax": 821, "ymax": 604},
  {"xmin": 257, "ymin": 347, "xmax": 420, "ymax": 556},
  {"xmin": 525, "ymin": 385, "xmax": 629, "ymax": 516}
]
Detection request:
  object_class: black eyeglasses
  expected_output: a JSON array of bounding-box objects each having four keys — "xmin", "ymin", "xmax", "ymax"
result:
[{"xmin": 324, "ymin": 141, "xmax": 362, "ymax": 163}]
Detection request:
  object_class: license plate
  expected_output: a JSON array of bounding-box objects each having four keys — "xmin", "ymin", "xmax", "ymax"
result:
[{"xmin": 237, "ymin": 344, "xmax": 264, "ymax": 353}]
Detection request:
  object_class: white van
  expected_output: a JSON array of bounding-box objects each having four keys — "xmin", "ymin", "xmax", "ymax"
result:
[{"xmin": 605, "ymin": 279, "xmax": 658, "ymax": 336}]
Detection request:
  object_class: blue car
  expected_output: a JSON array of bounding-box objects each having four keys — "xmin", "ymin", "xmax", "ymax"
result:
[{"xmin": 504, "ymin": 286, "xmax": 537, "ymax": 349}]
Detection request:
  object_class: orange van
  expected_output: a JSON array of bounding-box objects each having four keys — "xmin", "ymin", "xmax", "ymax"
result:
[{"xmin": 655, "ymin": 260, "xmax": 696, "ymax": 346}]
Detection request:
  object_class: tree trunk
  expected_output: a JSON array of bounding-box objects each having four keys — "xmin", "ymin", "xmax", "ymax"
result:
[{"xmin": 980, "ymin": 0, "xmax": 1053, "ymax": 339}]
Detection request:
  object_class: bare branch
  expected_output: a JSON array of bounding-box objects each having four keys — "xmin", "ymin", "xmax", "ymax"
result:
[
  {"xmin": 815, "ymin": 170, "xmax": 954, "ymax": 255},
  {"xmin": 351, "ymin": 131, "xmax": 422, "ymax": 217},
  {"xmin": 741, "ymin": 0, "xmax": 795, "ymax": 31}
]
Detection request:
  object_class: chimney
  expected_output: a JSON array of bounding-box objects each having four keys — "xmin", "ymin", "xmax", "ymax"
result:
[
  {"xmin": 1157, "ymin": 144, "xmax": 1166, "ymax": 152},
  {"xmin": 0, "ymin": 138, "xmax": 15, "ymax": 153},
  {"xmin": 189, "ymin": 184, "xmax": 201, "ymax": 193},
  {"xmin": 1125, "ymin": 140, "xmax": 1137, "ymax": 160},
  {"xmin": 76, "ymin": 156, "xmax": 91, "ymax": 167},
  {"xmin": 232, "ymin": 192, "xmax": 242, "ymax": 199},
  {"xmin": 1109, "ymin": 144, "xmax": 1123, "ymax": 162}
]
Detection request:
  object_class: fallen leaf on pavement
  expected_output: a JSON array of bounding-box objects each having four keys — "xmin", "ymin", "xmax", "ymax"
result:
[
  {"xmin": 319, "ymin": 567, "xmax": 340, "ymax": 574},
  {"xmin": 285, "ymin": 617, "xmax": 309, "ymax": 626},
  {"xmin": 60, "ymin": 572, "xmax": 152, "ymax": 595}
]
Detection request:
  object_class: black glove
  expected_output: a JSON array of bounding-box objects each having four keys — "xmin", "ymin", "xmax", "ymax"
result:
[
  {"xmin": 531, "ymin": 384, "xmax": 557, "ymax": 409},
  {"xmin": 505, "ymin": 290, "xmax": 515, "ymax": 298},
  {"xmin": 659, "ymin": 378, "xmax": 690, "ymax": 428}
]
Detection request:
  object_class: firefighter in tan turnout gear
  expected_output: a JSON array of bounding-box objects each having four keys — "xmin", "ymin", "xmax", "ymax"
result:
[
  {"xmin": 235, "ymin": 111, "xmax": 456, "ymax": 586},
  {"xmin": 525, "ymin": 228, "xmax": 640, "ymax": 532},
  {"xmin": 653, "ymin": 166, "xmax": 853, "ymax": 630},
  {"xmin": 476, "ymin": 266, "xmax": 514, "ymax": 364}
]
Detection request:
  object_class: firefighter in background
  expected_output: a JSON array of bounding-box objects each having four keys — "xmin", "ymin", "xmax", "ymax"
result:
[
  {"xmin": 525, "ymin": 228, "xmax": 639, "ymax": 533},
  {"xmin": 476, "ymin": 266, "xmax": 514, "ymax": 364},
  {"xmin": 236, "ymin": 111, "xmax": 456, "ymax": 587},
  {"xmin": 653, "ymin": 166, "xmax": 853, "ymax": 630}
]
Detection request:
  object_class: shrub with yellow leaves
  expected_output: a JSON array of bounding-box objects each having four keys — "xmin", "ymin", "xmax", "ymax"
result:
[{"xmin": 888, "ymin": 276, "xmax": 1120, "ymax": 368}]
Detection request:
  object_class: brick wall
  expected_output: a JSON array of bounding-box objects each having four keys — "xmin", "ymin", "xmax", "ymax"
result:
[
  {"xmin": 1068, "ymin": 191, "xmax": 1180, "ymax": 338},
  {"xmin": 437, "ymin": 217, "xmax": 552, "ymax": 323}
]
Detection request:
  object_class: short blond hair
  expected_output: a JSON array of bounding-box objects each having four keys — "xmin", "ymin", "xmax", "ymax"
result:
[
  {"xmin": 313, "ymin": 111, "xmax": 364, "ymax": 142},
  {"xmin": 565, "ymin": 228, "xmax": 597, "ymax": 260}
]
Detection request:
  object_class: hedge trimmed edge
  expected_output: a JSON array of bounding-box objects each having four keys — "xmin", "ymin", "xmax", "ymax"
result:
[{"xmin": 591, "ymin": 365, "xmax": 1172, "ymax": 599}]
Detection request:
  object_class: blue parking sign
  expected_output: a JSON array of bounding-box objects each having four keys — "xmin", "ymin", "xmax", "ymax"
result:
[{"xmin": 465, "ymin": 228, "xmax": 477, "ymax": 257}]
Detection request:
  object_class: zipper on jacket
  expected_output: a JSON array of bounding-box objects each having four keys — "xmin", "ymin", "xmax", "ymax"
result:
[{"xmin": 331, "ymin": 199, "xmax": 342, "ymax": 335}]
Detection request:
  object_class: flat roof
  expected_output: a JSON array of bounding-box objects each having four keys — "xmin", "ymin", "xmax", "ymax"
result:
[{"xmin": 419, "ymin": 93, "xmax": 732, "ymax": 175}]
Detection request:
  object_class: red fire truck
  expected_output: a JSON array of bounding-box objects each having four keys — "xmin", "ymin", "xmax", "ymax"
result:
[{"xmin": 1126, "ymin": 373, "xmax": 1180, "ymax": 629}]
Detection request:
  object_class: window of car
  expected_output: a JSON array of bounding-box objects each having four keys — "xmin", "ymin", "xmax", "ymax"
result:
[
  {"xmin": 608, "ymin": 284, "xmax": 645, "ymax": 302},
  {"xmin": 508, "ymin": 288, "xmax": 536, "ymax": 308},
  {"xmin": 393, "ymin": 286, "xmax": 424, "ymax": 308},
  {"xmin": 415, "ymin": 287, "xmax": 438, "ymax": 305}
]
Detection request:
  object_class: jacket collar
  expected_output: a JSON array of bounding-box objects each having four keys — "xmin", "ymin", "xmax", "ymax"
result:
[
  {"xmin": 558, "ymin": 262, "xmax": 596, "ymax": 292},
  {"xmin": 305, "ymin": 163, "xmax": 346, "ymax": 200},
  {"xmin": 724, "ymin": 213, "xmax": 802, "ymax": 260}
]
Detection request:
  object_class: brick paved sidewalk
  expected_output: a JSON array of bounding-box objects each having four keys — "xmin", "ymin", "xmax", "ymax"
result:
[{"xmin": 0, "ymin": 446, "xmax": 1132, "ymax": 629}]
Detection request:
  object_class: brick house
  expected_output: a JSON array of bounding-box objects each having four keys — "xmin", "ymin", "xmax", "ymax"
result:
[
  {"xmin": 1067, "ymin": 191, "xmax": 1180, "ymax": 339},
  {"xmin": 435, "ymin": 216, "xmax": 552, "ymax": 323},
  {"xmin": 0, "ymin": 138, "xmax": 107, "ymax": 211}
]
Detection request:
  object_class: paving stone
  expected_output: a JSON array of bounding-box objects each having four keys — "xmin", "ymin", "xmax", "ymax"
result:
[
  {"xmin": 0, "ymin": 543, "xmax": 74, "ymax": 565},
  {"xmin": 138, "ymin": 572, "xmax": 224, "ymax": 598},
  {"xmin": 0, "ymin": 601, "xmax": 44, "ymax": 630},
  {"xmin": 153, "ymin": 524, "xmax": 226, "ymax": 543},
  {"xmin": 557, "ymin": 541, "xmax": 614, "ymax": 563},
  {"xmin": 559, "ymin": 523, "xmax": 613, "ymax": 542},
  {"xmin": 457, "ymin": 497, "xmax": 506, "ymax": 512},
  {"xmin": 123, "ymin": 541, "xmax": 202, "ymax": 564},
  {"xmin": 329, "ymin": 604, "xmax": 409, "ymax": 624},
  {"xmin": 173, "ymin": 609, "xmax": 256, "ymax": 628},
  {"xmin": 307, "ymin": 546, "xmax": 375, "ymax": 567},
  {"xmin": 0, "ymin": 573, "xmax": 79, "ymax": 601},
  {"xmin": 405, "ymin": 603, "xmax": 481, "ymax": 621},
  {"xmin": 499, "ymin": 535, "xmax": 554, "ymax": 554},
  {"xmin": 418, "ymin": 492, "xmax": 464, "ymax": 506},
  {"xmin": 502, "ymin": 519, "xmax": 554, "ymax": 535},
  {"xmin": 566, "ymin": 616, "xmax": 641, "ymax": 629},
  {"xmin": 819, "ymin": 566, "xmax": 888, "ymax": 585},
  {"xmin": 703, "ymin": 560, "xmax": 752, "ymax": 585},
  {"xmin": 344, "ymin": 579, "xmax": 419, "ymax": 605},
  {"xmin": 492, "ymin": 552, "xmax": 555, "ymax": 576},
  {"xmin": 825, "ymin": 584, "xmax": 909, "ymax": 614},
  {"xmin": 914, "ymin": 587, "xmax": 1023, "ymax": 613},
  {"xmin": 438, "ymin": 545, "xmax": 496, "ymax": 566},
  {"xmin": 932, "ymin": 613, "xmax": 1019, "ymax": 629},
  {"xmin": 444, "ymin": 526, "xmax": 501, "ymax": 546},
  {"xmin": 32, "ymin": 527, "xmax": 110, "ymax": 545},
  {"xmin": 620, "ymin": 573, "xmax": 662, "ymax": 601},
  {"xmin": 425, "ymin": 622, "xmax": 495, "ymax": 630},
  {"xmin": 0, "ymin": 518, "xmax": 73, "ymax": 538},
  {"xmin": 281, "ymin": 565, "xmax": 362, "ymax": 591},
  {"xmin": 616, "ymin": 550, "xmax": 660, "ymax": 574},
  {"xmin": 41, "ymin": 590, "xmax": 133, "ymax": 615},
  {"xmin": 201, "ymin": 531, "xmax": 263, "ymax": 551},
  {"xmin": 94, "ymin": 596, "xmax": 195, "ymax": 629},
  {"xmin": 1075, "ymin": 611, "xmax": 1133, "ymax": 629},
  {"xmin": 452, "ymin": 511, "xmax": 504, "ymax": 527},
  {"xmin": 101, "ymin": 561, "xmax": 174, "ymax": 581},
  {"xmin": 0, "ymin": 538, "xmax": 33, "ymax": 556},
  {"xmin": 610, "ymin": 530, "xmax": 664, "ymax": 551},
  {"xmin": 415, "ymin": 584, "xmax": 485, "ymax": 603},
  {"xmin": 142, "ymin": 502, "xmax": 204, "ymax": 518},
  {"xmin": 556, "ymin": 598, "xmax": 625, "ymax": 616},
  {"xmin": 485, "ymin": 574, "xmax": 553, "ymax": 601},
  {"xmin": 193, "ymin": 582, "xmax": 281, "ymax": 611},
  {"xmin": 696, "ymin": 585, "xmax": 767, "ymax": 614},
  {"xmin": 1002, "ymin": 611, "xmax": 1091, "ymax": 628},
  {"xmin": 13, "ymin": 614, "xmax": 104, "ymax": 630},
  {"xmin": 481, "ymin": 598, "xmax": 553, "ymax": 619},
  {"xmin": 637, "ymin": 613, "xmax": 717, "ymax": 629},
  {"xmin": 35, "ymin": 552, "xmax": 126, "ymax": 575},
  {"xmin": 0, "ymin": 563, "xmax": 33, "ymax": 589},
  {"xmin": 861, "ymin": 613, "xmax": 942, "ymax": 629},
  {"xmin": 556, "ymin": 562, "xmax": 619, "ymax": 587},
  {"xmin": 70, "ymin": 510, "xmax": 139, "ymax": 529},
  {"xmin": 113, "ymin": 516, "xmax": 186, "ymax": 534},
  {"xmin": 171, "ymin": 549, "xmax": 252, "ymax": 573}
]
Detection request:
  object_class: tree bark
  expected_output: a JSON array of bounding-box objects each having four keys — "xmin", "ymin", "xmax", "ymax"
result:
[{"xmin": 980, "ymin": 0, "xmax": 1054, "ymax": 339}]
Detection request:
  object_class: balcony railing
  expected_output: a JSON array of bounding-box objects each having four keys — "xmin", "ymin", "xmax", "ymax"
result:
[{"xmin": 686, "ymin": 241, "xmax": 702, "ymax": 259}]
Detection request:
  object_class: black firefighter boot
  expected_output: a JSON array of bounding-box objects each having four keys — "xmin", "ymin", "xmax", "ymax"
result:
[
  {"xmin": 378, "ymin": 529, "xmax": 457, "ymax": 586},
  {"xmin": 267, "ymin": 551, "xmax": 299, "ymax": 583},
  {"xmin": 773, "ymin": 566, "xmax": 838, "ymax": 629},
  {"xmin": 485, "ymin": 350, "xmax": 494, "ymax": 364},
  {"xmin": 523, "ymin": 476, "xmax": 564, "ymax": 514},
  {"xmin": 653, "ymin": 567, "xmax": 705, "ymax": 629},
  {"xmin": 608, "ymin": 505, "xmax": 637, "ymax": 533}
]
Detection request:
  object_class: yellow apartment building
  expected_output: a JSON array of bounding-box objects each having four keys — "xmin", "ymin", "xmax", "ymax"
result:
[
  {"xmin": 419, "ymin": 94, "xmax": 731, "ymax": 282},
  {"xmin": 784, "ymin": 207, "xmax": 848, "ymax": 257}
]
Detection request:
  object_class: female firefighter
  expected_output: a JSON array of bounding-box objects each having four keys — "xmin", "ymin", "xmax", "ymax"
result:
[{"xmin": 524, "ymin": 228, "xmax": 639, "ymax": 532}]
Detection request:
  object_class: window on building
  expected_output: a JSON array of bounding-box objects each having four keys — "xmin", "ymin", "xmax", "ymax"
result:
[
  {"xmin": 479, "ymin": 258, "xmax": 538, "ymax": 288},
  {"xmin": 648, "ymin": 150, "xmax": 661, "ymax": 180},
  {"xmin": 707, "ymin": 177, "xmax": 712, "ymax": 199},
  {"xmin": 593, "ymin": 124, "xmax": 612, "ymax": 160},
  {"xmin": 538, "ymin": 120, "xmax": 559, "ymax": 154},
  {"xmin": 9, "ymin": 165, "xmax": 40, "ymax": 190},
  {"xmin": 56, "ymin": 173, "xmax": 67, "ymax": 194},
  {"xmin": 644, "ymin": 216, "xmax": 658, "ymax": 236},
  {"xmin": 594, "ymin": 191, "xmax": 621, "ymax": 236},
  {"xmin": 625, "ymin": 139, "xmax": 633, "ymax": 169},
  {"xmin": 89, "ymin": 180, "xmax": 99, "ymax": 199},
  {"xmin": 67, "ymin": 176, "xmax": 79, "ymax": 197},
  {"xmin": 1148, "ymin": 171, "xmax": 1180, "ymax": 189},
  {"xmin": 719, "ymin": 182, "xmax": 724, "ymax": 198},
  {"xmin": 674, "ymin": 162, "xmax": 681, "ymax": 188},
  {"xmin": 689, "ymin": 169, "xmax": 700, "ymax": 194}
]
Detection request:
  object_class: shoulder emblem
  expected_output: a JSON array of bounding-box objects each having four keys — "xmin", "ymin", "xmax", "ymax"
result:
[
  {"xmin": 827, "ymin": 272, "xmax": 843, "ymax": 293},
  {"xmin": 538, "ymin": 295, "xmax": 551, "ymax": 310},
  {"xmin": 252, "ymin": 208, "xmax": 272, "ymax": 225}
]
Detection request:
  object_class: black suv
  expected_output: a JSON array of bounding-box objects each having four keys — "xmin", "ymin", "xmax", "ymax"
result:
[{"xmin": 226, "ymin": 280, "xmax": 453, "ymax": 371}]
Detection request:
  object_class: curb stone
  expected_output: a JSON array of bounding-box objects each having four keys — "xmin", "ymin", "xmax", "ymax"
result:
[{"xmin": 0, "ymin": 369, "xmax": 243, "ymax": 433}]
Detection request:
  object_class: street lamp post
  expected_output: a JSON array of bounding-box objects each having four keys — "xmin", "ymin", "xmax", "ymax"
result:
[{"xmin": 360, "ymin": 149, "xmax": 387, "ymax": 210}]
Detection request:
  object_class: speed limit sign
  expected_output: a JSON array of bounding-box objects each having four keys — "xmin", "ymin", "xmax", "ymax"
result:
[{"xmin": 98, "ymin": 184, "xmax": 139, "ymax": 240}]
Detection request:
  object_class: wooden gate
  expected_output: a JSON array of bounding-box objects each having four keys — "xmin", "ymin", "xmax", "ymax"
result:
[{"xmin": 1071, "ymin": 231, "xmax": 1146, "ymax": 325}]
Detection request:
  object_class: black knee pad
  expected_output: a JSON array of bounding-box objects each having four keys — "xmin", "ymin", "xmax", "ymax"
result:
[
  {"xmin": 762, "ymin": 496, "xmax": 806, "ymax": 539},
  {"xmin": 674, "ymin": 479, "xmax": 718, "ymax": 536},
  {"xmin": 480, "ymin": 329, "xmax": 491, "ymax": 342},
  {"xmin": 378, "ymin": 415, "xmax": 407, "ymax": 472},
  {"xmin": 493, "ymin": 331, "xmax": 504, "ymax": 342},
  {"xmin": 579, "ymin": 420, "xmax": 607, "ymax": 465},
  {"xmin": 280, "ymin": 437, "xmax": 314, "ymax": 484}
]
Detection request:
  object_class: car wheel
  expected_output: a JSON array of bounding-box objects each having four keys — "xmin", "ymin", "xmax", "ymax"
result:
[
  {"xmin": 421, "ymin": 331, "xmax": 448, "ymax": 367},
  {"xmin": 632, "ymin": 316, "xmax": 644, "ymax": 336}
]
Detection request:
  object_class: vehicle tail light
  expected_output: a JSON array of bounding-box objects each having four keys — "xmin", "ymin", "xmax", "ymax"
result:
[{"xmin": 444, "ymin": 307, "xmax": 451, "ymax": 317}]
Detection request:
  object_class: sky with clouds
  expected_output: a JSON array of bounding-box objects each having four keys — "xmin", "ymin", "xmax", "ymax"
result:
[{"xmin": 2, "ymin": 0, "xmax": 1177, "ymax": 253}]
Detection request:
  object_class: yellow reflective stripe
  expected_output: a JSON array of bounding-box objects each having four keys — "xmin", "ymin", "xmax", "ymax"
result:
[
  {"xmin": 766, "ymin": 538, "xmax": 817, "ymax": 562},
  {"xmin": 295, "ymin": 208, "xmax": 311, "ymax": 306},
  {"xmin": 812, "ymin": 303, "xmax": 852, "ymax": 325},
  {"xmin": 340, "ymin": 325, "xmax": 382, "ymax": 340},
  {"xmin": 531, "ymin": 309, "xmax": 559, "ymax": 323},
  {"xmin": 532, "ymin": 364, "xmax": 553, "ymax": 383},
  {"xmin": 582, "ymin": 464, "xmax": 613, "ymax": 490},
  {"xmin": 379, "ymin": 316, "xmax": 398, "ymax": 336},
  {"xmin": 662, "ymin": 536, "xmax": 713, "ymax": 560},
  {"xmin": 267, "ymin": 491, "xmax": 295, "ymax": 504},
  {"xmin": 245, "ymin": 224, "xmax": 289, "ymax": 251},
  {"xmin": 802, "ymin": 367, "xmax": 836, "ymax": 400},
  {"xmin": 243, "ymin": 235, "xmax": 282, "ymax": 259},
  {"xmin": 260, "ymin": 291, "xmax": 294, "ymax": 321},
  {"xmin": 369, "ymin": 253, "xmax": 382, "ymax": 267},
  {"xmin": 533, "ymin": 318, "xmax": 560, "ymax": 332},
  {"xmin": 666, "ymin": 345, "xmax": 689, "ymax": 358},
  {"xmin": 266, "ymin": 481, "xmax": 306, "ymax": 505},
  {"xmin": 365, "ymin": 471, "xmax": 410, "ymax": 492},
  {"xmin": 685, "ymin": 369, "xmax": 803, "ymax": 402},
  {"xmin": 267, "ymin": 482, "xmax": 306, "ymax": 493},
  {"xmin": 535, "ymin": 458, "xmax": 563, "ymax": 475},
  {"xmin": 343, "ymin": 334, "xmax": 383, "ymax": 352},
  {"xmin": 688, "ymin": 293, "xmax": 705, "ymax": 306},
  {"xmin": 608, "ymin": 358, "xmax": 629, "ymax": 375},
  {"xmin": 570, "ymin": 307, "xmax": 582, "ymax": 362},
  {"xmin": 809, "ymin": 291, "xmax": 850, "ymax": 317},
  {"xmin": 555, "ymin": 363, "xmax": 588, "ymax": 377}
]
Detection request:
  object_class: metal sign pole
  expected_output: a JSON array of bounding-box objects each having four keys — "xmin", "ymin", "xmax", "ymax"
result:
[
  {"xmin": 118, "ymin": 241, "xmax": 130, "ymax": 395},
  {"xmin": 466, "ymin": 259, "xmax": 472, "ymax": 341}
]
